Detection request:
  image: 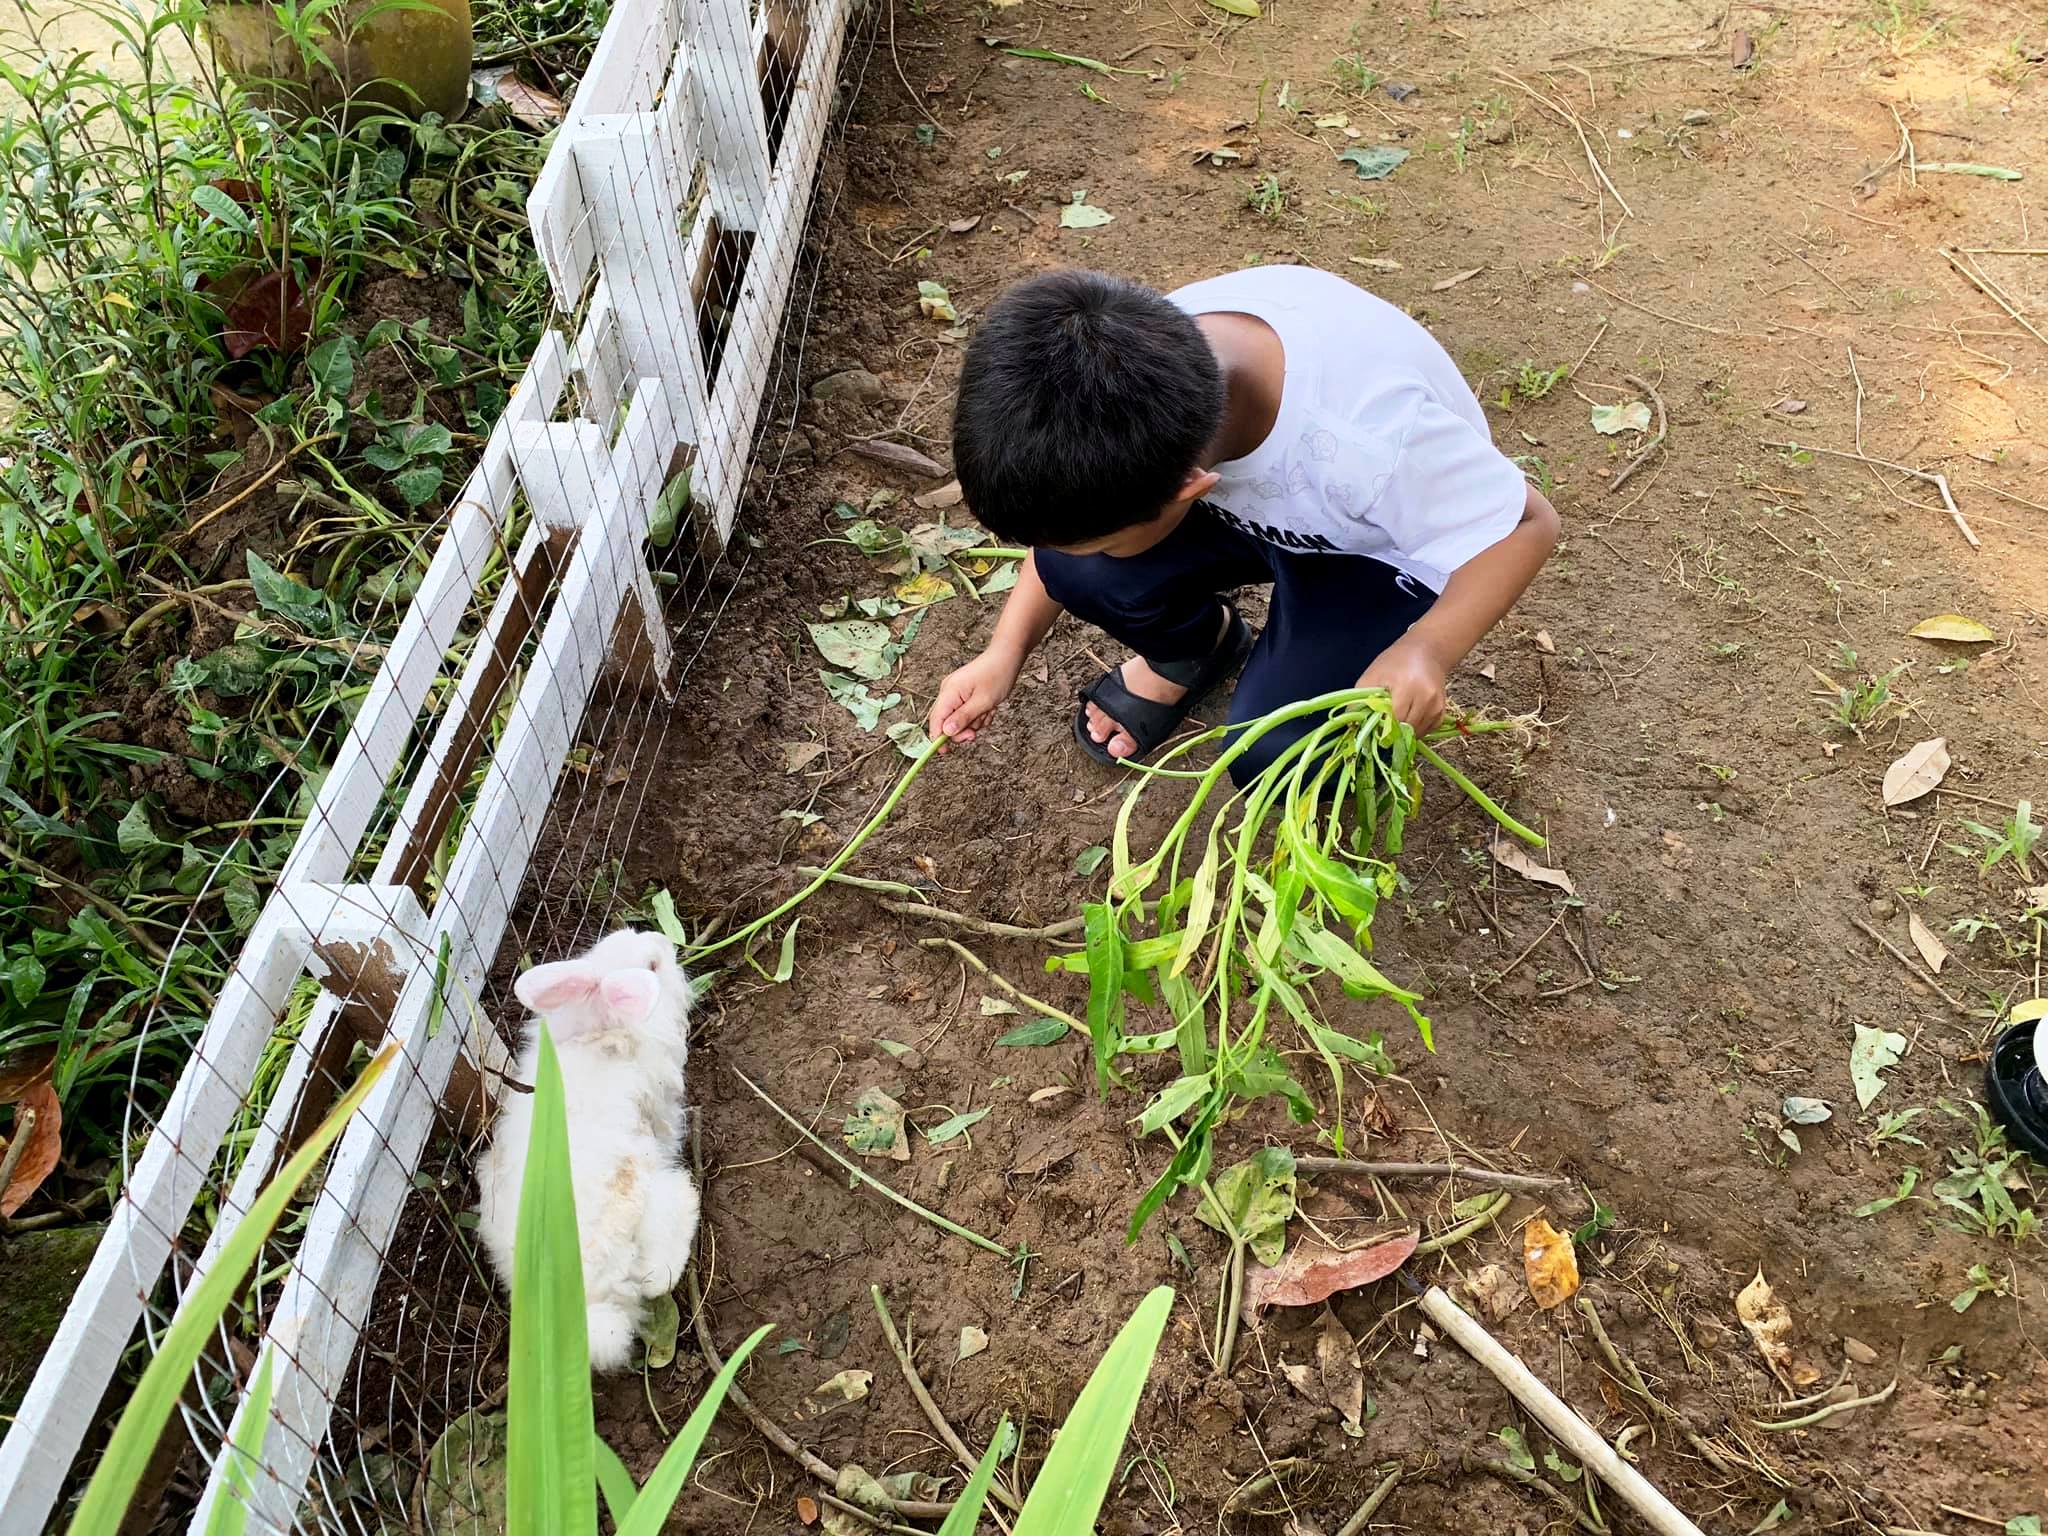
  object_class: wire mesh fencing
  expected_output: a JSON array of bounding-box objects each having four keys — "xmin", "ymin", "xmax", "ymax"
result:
[{"xmin": 0, "ymin": 0, "xmax": 870, "ymax": 1527}]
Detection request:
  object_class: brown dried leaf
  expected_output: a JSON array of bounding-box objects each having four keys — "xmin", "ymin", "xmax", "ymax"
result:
[
  {"xmin": 1881, "ymin": 738, "xmax": 1950, "ymax": 806},
  {"xmin": 1735, "ymin": 1269, "xmax": 1820, "ymax": 1388},
  {"xmin": 1907, "ymin": 911, "xmax": 1949, "ymax": 973},
  {"xmin": 1532, "ymin": 630, "xmax": 1557, "ymax": 655},
  {"xmin": 495, "ymin": 74, "xmax": 567, "ymax": 129},
  {"xmin": 1317, "ymin": 1310, "xmax": 1366, "ymax": 1434},
  {"xmin": 1431, "ymin": 266, "xmax": 1484, "ymax": 292},
  {"xmin": 797, "ymin": 1497, "xmax": 821, "ymax": 1526},
  {"xmin": 1242, "ymin": 1231, "xmax": 1419, "ymax": 1321},
  {"xmin": 1491, "ymin": 837, "xmax": 1576, "ymax": 897},
  {"xmin": 914, "ymin": 480, "xmax": 965, "ymax": 509},
  {"xmin": 783, "ymin": 741, "xmax": 827, "ymax": 774},
  {"xmin": 1522, "ymin": 1218, "xmax": 1580, "ymax": 1309},
  {"xmin": 1462, "ymin": 1262, "xmax": 1525, "ymax": 1322},
  {"xmin": 215, "ymin": 267, "xmax": 313, "ymax": 359},
  {"xmin": 2, "ymin": 1079, "xmax": 61, "ymax": 1218},
  {"xmin": 849, "ymin": 439, "xmax": 947, "ymax": 479}
]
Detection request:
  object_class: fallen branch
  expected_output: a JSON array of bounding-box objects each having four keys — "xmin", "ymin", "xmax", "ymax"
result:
[
  {"xmin": 1295, "ymin": 1158, "xmax": 1569, "ymax": 1193},
  {"xmin": 1753, "ymin": 1376, "xmax": 1897, "ymax": 1431},
  {"xmin": 1938, "ymin": 247, "xmax": 2048, "ymax": 350},
  {"xmin": 1424, "ymin": 1286, "xmax": 1709, "ymax": 1536},
  {"xmin": 871, "ymin": 1286, "xmax": 1022, "ymax": 1510},
  {"xmin": 1760, "ymin": 439, "xmax": 1979, "ymax": 549},
  {"xmin": 1608, "ymin": 374, "xmax": 1668, "ymax": 493},
  {"xmin": 1333, "ymin": 1464, "xmax": 1403, "ymax": 1536},
  {"xmin": 731, "ymin": 1065, "xmax": 1011, "ymax": 1257},
  {"xmin": 1848, "ymin": 916, "xmax": 1973, "ymax": 1017}
]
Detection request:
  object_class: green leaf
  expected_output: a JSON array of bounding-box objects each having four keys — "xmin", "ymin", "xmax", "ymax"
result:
[
  {"xmin": 4, "ymin": 952, "xmax": 47, "ymax": 1007},
  {"xmin": 819, "ymin": 670, "xmax": 901, "ymax": 731},
  {"xmin": 650, "ymin": 467, "xmax": 692, "ymax": 548},
  {"xmin": 66, "ymin": 1048, "xmax": 395, "ymax": 1536},
  {"xmin": 1307, "ymin": 1023, "xmax": 1394, "ymax": 1075},
  {"xmin": 1075, "ymin": 845, "xmax": 1109, "ymax": 877},
  {"xmin": 1059, "ymin": 197, "xmax": 1115, "ymax": 229},
  {"xmin": 116, "ymin": 799, "xmax": 161, "ymax": 855},
  {"xmin": 1849, "ymin": 1023, "xmax": 1907, "ymax": 1109},
  {"xmin": 933, "ymin": 1421, "xmax": 1011, "ymax": 1536},
  {"xmin": 204, "ymin": 1350, "xmax": 274, "ymax": 1536},
  {"xmin": 245, "ymin": 551, "xmax": 331, "ymax": 635},
  {"xmin": 1289, "ymin": 922, "xmax": 1421, "ymax": 1001},
  {"xmin": 917, "ymin": 280, "xmax": 959, "ymax": 322},
  {"xmin": 640, "ymin": 1292, "xmax": 680, "ymax": 1369},
  {"xmin": 1082, "ymin": 904, "xmax": 1125, "ymax": 1092},
  {"xmin": 507, "ymin": 1024, "xmax": 597, "ymax": 1536},
  {"xmin": 305, "ymin": 336, "xmax": 356, "ymax": 399},
  {"xmin": 2004, "ymin": 1518, "xmax": 2042, "ymax": 1536},
  {"xmin": 1543, "ymin": 1450, "xmax": 1582, "ymax": 1484},
  {"xmin": 1010, "ymin": 1288, "xmax": 1173, "ymax": 1536},
  {"xmin": 594, "ymin": 1437, "xmax": 639, "ymax": 1527},
  {"xmin": 1136, "ymin": 1074, "xmax": 1212, "ymax": 1136},
  {"xmin": 616, "ymin": 1325, "xmax": 772, "ymax": 1536},
  {"xmin": 1572, "ymin": 1202, "xmax": 1616, "ymax": 1247},
  {"xmin": 649, "ymin": 889, "xmax": 688, "ymax": 945},
  {"xmin": 996, "ymin": 1018, "xmax": 1070, "ymax": 1046},
  {"xmin": 193, "ymin": 183, "xmax": 255, "ymax": 234},
  {"xmin": 1127, "ymin": 1091, "xmax": 1221, "ymax": 1242},
  {"xmin": 392, "ymin": 463, "xmax": 446, "ymax": 508},
  {"xmin": 809, "ymin": 620, "xmax": 898, "ymax": 680},
  {"xmin": 1590, "ymin": 400, "xmax": 1651, "ymax": 435},
  {"xmin": 1205, "ymin": 0, "xmax": 1260, "ymax": 13},
  {"xmin": 1747, "ymin": 1499, "xmax": 1791, "ymax": 1536},
  {"xmin": 1498, "ymin": 1425, "xmax": 1535, "ymax": 1472},
  {"xmin": 1001, "ymin": 45, "xmax": 1116, "ymax": 73},
  {"xmin": 1338, "ymin": 145, "xmax": 1409, "ymax": 180},
  {"xmin": 843, "ymin": 1086, "xmax": 910, "ymax": 1160},
  {"xmin": 926, "ymin": 1107, "xmax": 991, "ymax": 1145},
  {"xmin": 1195, "ymin": 1147, "xmax": 1297, "ymax": 1265},
  {"xmin": 772, "ymin": 918, "xmax": 801, "ymax": 983},
  {"xmin": 886, "ymin": 720, "xmax": 932, "ymax": 759},
  {"xmin": 1170, "ymin": 816, "xmax": 1224, "ymax": 978},
  {"xmin": 1851, "ymin": 1164, "xmax": 1919, "ymax": 1218}
]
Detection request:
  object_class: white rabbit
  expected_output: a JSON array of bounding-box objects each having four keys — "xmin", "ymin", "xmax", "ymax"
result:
[{"xmin": 474, "ymin": 928, "xmax": 700, "ymax": 1370}]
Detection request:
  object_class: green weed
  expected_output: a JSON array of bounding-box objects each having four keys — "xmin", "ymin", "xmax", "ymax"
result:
[
  {"xmin": 1333, "ymin": 53, "xmax": 1380, "ymax": 95},
  {"xmin": 1953, "ymin": 801, "xmax": 2040, "ymax": 882},
  {"xmin": 1931, "ymin": 1101, "xmax": 2039, "ymax": 1243},
  {"xmin": 1245, "ymin": 172, "xmax": 1289, "ymax": 220}
]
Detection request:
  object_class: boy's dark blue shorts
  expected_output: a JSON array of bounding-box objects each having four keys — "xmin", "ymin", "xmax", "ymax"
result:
[{"xmin": 1034, "ymin": 501, "xmax": 1435, "ymax": 784}]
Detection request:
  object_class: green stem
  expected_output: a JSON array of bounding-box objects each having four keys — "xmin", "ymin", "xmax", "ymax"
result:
[
  {"xmin": 1414, "ymin": 739, "xmax": 1546, "ymax": 848},
  {"xmin": 1412, "ymin": 1190, "xmax": 1512, "ymax": 1255},
  {"xmin": 731, "ymin": 1067, "xmax": 1011, "ymax": 1257},
  {"xmin": 688, "ymin": 736, "xmax": 948, "ymax": 961}
]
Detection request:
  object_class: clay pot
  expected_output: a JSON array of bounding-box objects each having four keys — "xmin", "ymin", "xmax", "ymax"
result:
[{"xmin": 203, "ymin": 0, "xmax": 473, "ymax": 121}]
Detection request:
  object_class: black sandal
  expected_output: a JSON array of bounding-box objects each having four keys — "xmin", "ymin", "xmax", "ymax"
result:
[{"xmin": 1073, "ymin": 604, "xmax": 1255, "ymax": 767}]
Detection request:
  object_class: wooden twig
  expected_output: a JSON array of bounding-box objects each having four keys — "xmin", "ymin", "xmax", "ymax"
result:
[
  {"xmin": 1848, "ymin": 916, "xmax": 1972, "ymax": 1016},
  {"xmin": 916, "ymin": 936, "xmax": 1084, "ymax": 1031},
  {"xmin": 1753, "ymin": 1376, "xmax": 1897, "ymax": 1431},
  {"xmin": 1493, "ymin": 69, "xmax": 1632, "ymax": 220},
  {"xmin": 1584, "ymin": 277, "xmax": 1738, "ymax": 337},
  {"xmin": 1766, "ymin": 232, "xmax": 1864, "ymax": 310},
  {"xmin": 1333, "ymin": 1465, "xmax": 1403, "ymax": 1536},
  {"xmin": 1296, "ymin": 1158, "xmax": 1568, "ymax": 1193},
  {"xmin": 1938, "ymin": 247, "xmax": 2048, "ymax": 350},
  {"xmin": 1424, "ymin": 1287, "xmax": 1709, "ymax": 1536},
  {"xmin": 1759, "ymin": 440, "xmax": 1979, "ymax": 549},
  {"xmin": 1218, "ymin": 1458, "xmax": 1310, "ymax": 1525},
  {"xmin": 0, "ymin": 1107, "xmax": 38, "ymax": 1198},
  {"xmin": 871, "ymin": 1286, "xmax": 1022, "ymax": 1510},
  {"xmin": 1608, "ymin": 373, "xmax": 1668, "ymax": 492}
]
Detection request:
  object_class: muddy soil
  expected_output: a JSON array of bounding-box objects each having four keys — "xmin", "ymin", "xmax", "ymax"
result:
[{"xmin": 521, "ymin": 1, "xmax": 2048, "ymax": 1530}]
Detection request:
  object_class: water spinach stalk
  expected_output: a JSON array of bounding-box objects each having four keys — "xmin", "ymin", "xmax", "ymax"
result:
[{"xmin": 1044, "ymin": 688, "xmax": 1542, "ymax": 1240}]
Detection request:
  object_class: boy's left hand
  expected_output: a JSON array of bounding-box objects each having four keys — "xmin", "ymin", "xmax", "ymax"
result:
[{"xmin": 1358, "ymin": 636, "xmax": 1449, "ymax": 734}]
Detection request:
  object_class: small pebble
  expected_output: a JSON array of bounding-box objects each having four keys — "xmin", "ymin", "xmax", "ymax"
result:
[{"xmin": 1843, "ymin": 1336, "xmax": 1880, "ymax": 1365}]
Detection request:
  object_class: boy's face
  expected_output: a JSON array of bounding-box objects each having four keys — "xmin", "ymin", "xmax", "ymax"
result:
[{"xmin": 1039, "ymin": 468, "xmax": 1220, "ymax": 558}]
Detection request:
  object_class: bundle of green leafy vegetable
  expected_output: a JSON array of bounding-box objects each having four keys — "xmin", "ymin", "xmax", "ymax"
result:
[{"xmin": 1043, "ymin": 687, "xmax": 1543, "ymax": 1239}]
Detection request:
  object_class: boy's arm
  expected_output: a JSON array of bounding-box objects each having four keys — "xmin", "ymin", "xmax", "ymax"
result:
[
  {"xmin": 928, "ymin": 552, "xmax": 1064, "ymax": 745},
  {"xmin": 1359, "ymin": 484, "xmax": 1559, "ymax": 731}
]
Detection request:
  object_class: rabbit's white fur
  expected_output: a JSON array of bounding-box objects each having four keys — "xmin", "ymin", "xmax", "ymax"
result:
[{"xmin": 475, "ymin": 928, "xmax": 699, "ymax": 1370}]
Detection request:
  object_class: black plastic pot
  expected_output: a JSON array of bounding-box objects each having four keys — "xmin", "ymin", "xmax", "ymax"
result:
[{"xmin": 1985, "ymin": 1017, "xmax": 2048, "ymax": 1162}]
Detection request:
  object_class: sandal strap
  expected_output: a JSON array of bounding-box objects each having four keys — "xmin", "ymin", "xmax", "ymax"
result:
[{"xmin": 1146, "ymin": 605, "xmax": 1249, "ymax": 688}]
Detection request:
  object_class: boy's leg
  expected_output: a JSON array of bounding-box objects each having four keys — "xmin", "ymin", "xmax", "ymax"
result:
[
  {"xmin": 1036, "ymin": 505, "xmax": 1273, "ymax": 757},
  {"xmin": 1224, "ymin": 552, "xmax": 1437, "ymax": 785}
]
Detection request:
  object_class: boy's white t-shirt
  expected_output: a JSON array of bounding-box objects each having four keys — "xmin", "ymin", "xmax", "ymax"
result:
[{"xmin": 1168, "ymin": 265, "xmax": 1528, "ymax": 593}]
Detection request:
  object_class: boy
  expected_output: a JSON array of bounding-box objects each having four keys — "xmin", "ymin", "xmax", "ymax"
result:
[{"xmin": 926, "ymin": 266, "xmax": 1558, "ymax": 782}]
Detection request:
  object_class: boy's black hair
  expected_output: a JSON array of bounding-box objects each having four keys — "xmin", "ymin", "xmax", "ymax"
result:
[{"xmin": 951, "ymin": 269, "xmax": 1225, "ymax": 547}]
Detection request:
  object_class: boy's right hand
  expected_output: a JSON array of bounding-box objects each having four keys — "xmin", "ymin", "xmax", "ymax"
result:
[{"xmin": 928, "ymin": 646, "xmax": 1023, "ymax": 747}]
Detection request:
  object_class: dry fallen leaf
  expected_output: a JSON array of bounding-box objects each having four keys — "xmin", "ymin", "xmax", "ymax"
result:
[
  {"xmin": 1532, "ymin": 630, "xmax": 1557, "ymax": 655},
  {"xmin": 1908, "ymin": 911, "xmax": 1949, "ymax": 974},
  {"xmin": 1820, "ymin": 741, "xmax": 1841, "ymax": 758},
  {"xmin": 1477, "ymin": 661, "xmax": 1497, "ymax": 682},
  {"xmin": 1907, "ymin": 613, "xmax": 1995, "ymax": 644},
  {"xmin": 1349, "ymin": 255, "xmax": 1402, "ymax": 271},
  {"xmin": 783, "ymin": 741, "xmax": 827, "ymax": 774},
  {"xmin": 1462, "ymin": 1263, "xmax": 1525, "ymax": 1322},
  {"xmin": 1431, "ymin": 265, "xmax": 1485, "ymax": 291},
  {"xmin": 2, "ymin": 1077, "xmax": 62, "ymax": 1219},
  {"xmin": 1881, "ymin": 738, "xmax": 1949, "ymax": 806},
  {"xmin": 914, "ymin": 480, "xmax": 965, "ymax": 509},
  {"xmin": 1491, "ymin": 837, "xmax": 1576, "ymax": 897},
  {"xmin": 1317, "ymin": 1310, "xmax": 1367, "ymax": 1436},
  {"xmin": 1242, "ymin": 1231, "xmax": 1419, "ymax": 1321},
  {"xmin": 1523, "ymin": 1218, "xmax": 1581, "ymax": 1308},
  {"xmin": 849, "ymin": 438, "xmax": 947, "ymax": 479},
  {"xmin": 1842, "ymin": 1336, "xmax": 1879, "ymax": 1366},
  {"xmin": 1735, "ymin": 1270, "xmax": 1820, "ymax": 1388},
  {"xmin": 1281, "ymin": 1360, "xmax": 1318, "ymax": 1396},
  {"xmin": 958, "ymin": 1326, "xmax": 989, "ymax": 1361},
  {"xmin": 1027, "ymin": 1084, "xmax": 1072, "ymax": 1107},
  {"xmin": 797, "ymin": 1497, "xmax": 821, "ymax": 1526}
]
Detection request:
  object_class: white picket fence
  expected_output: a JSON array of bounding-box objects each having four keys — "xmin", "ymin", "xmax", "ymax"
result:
[{"xmin": 0, "ymin": 0, "xmax": 853, "ymax": 1526}]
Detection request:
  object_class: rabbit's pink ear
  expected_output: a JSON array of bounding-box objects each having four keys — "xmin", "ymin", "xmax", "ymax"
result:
[
  {"xmin": 515, "ymin": 960, "xmax": 599, "ymax": 1014},
  {"xmin": 599, "ymin": 969, "xmax": 660, "ymax": 1023}
]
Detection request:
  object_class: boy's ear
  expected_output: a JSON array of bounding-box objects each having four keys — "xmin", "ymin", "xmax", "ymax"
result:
[
  {"xmin": 1176, "ymin": 467, "xmax": 1221, "ymax": 504},
  {"xmin": 515, "ymin": 960, "xmax": 598, "ymax": 1014},
  {"xmin": 599, "ymin": 969, "xmax": 661, "ymax": 1024}
]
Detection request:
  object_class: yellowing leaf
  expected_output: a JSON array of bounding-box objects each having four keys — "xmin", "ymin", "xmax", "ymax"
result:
[
  {"xmin": 1590, "ymin": 400, "xmax": 1652, "ymax": 435},
  {"xmin": 1204, "ymin": 0, "xmax": 1261, "ymax": 15},
  {"xmin": 1522, "ymin": 1217, "xmax": 1580, "ymax": 1309},
  {"xmin": 958, "ymin": 1326, "xmax": 989, "ymax": 1361},
  {"xmin": 1059, "ymin": 198, "xmax": 1114, "ymax": 229},
  {"xmin": 916, "ymin": 281, "xmax": 958, "ymax": 323},
  {"xmin": 1882, "ymin": 737, "xmax": 1949, "ymax": 806},
  {"xmin": 843, "ymin": 1087, "xmax": 910, "ymax": 1161},
  {"xmin": 893, "ymin": 570, "xmax": 956, "ymax": 607},
  {"xmin": 1908, "ymin": 911, "xmax": 1949, "ymax": 974},
  {"xmin": 1849, "ymin": 1023, "xmax": 1907, "ymax": 1110},
  {"xmin": 1734, "ymin": 1270, "xmax": 1820, "ymax": 1389},
  {"xmin": 1907, "ymin": 613, "xmax": 1995, "ymax": 644},
  {"xmin": 813, "ymin": 1369, "xmax": 873, "ymax": 1405},
  {"xmin": 2008, "ymin": 998, "xmax": 2048, "ymax": 1024}
]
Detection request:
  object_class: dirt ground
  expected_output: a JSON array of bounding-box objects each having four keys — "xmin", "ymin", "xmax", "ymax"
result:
[{"xmin": 529, "ymin": 1, "xmax": 2048, "ymax": 1530}]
